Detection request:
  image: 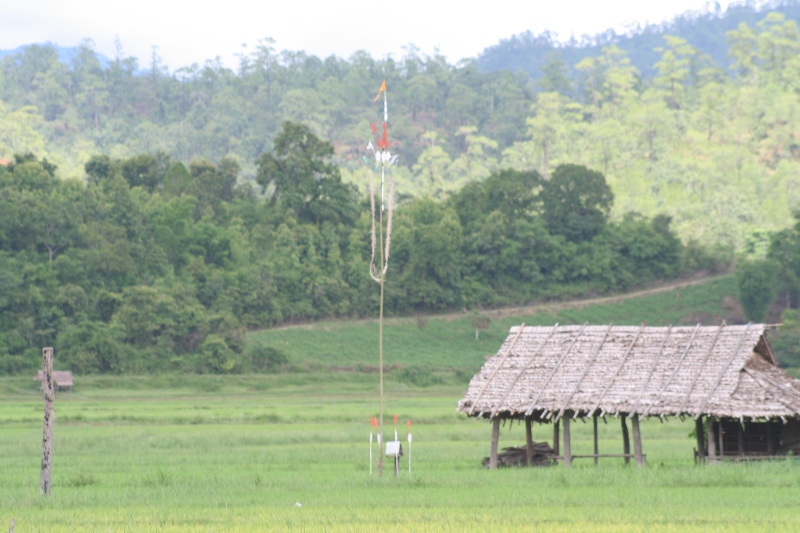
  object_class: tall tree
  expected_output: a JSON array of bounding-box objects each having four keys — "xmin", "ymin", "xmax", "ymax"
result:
[{"xmin": 256, "ymin": 121, "xmax": 358, "ymax": 226}]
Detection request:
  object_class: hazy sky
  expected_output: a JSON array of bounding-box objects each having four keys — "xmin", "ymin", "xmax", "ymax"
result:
[{"xmin": 3, "ymin": 1, "xmax": 736, "ymax": 70}]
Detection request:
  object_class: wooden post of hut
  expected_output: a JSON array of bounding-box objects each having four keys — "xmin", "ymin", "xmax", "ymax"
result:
[
  {"xmin": 593, "ymin": 415, "xmax": 599, "ymax": 466},
  {"xmin": 706, "ymin": 417, "xmax": 717, "ymax": 461},
  {"xmin": 525, "ymin": 417, "xmax": 533, "ymax": 467},
  {"xmin": 552, "ymin": 420, "xmax": 560, "ymax": 464},
  {"xmin": 563, "ymin": 413, "xmax": 572, "ymax": 467},
  {"xmin": 621, "ymin": 414, "xmax": 630, "ymax": 465},
  {"xmin": 40, "ymin": 347, "xmax": 54, "ymax": 495},
  {"xmin": 489, "ymin": 417, "xmax": 501, "ymax": 469},
  {"xmin": 632, "ymin": 415, "xmax": 644, "ymax": 467},
  {"xmin": 695, "ymin": 416, "xmax": 705, "ymax": 463}
]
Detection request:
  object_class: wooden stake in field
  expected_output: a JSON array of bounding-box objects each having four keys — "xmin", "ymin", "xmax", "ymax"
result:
[
  {"xmin": 40, "ymin": 347, "xmax": 54, "ymax": 495},
  {"xmin": 366, "ymin": 79, "xmax": 396, "ymax": 478},
  {"xmin": 407, "ymin": 420, "xmax": 412, "ymax": 477},
  {"xmin": 369, "ymin": 417, "xmax": 378, "ymax": 474},
  {"xmin": 369, "ymin": 426, "xmax": 373, "ymax": 475}
]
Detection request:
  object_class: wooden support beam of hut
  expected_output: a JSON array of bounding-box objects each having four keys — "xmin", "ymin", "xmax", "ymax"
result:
[
  {"xmin": 525, "ymin": 418, "xmax": 533, "ymax": 467},
  {"xmin": 718, "ymin": 420, "xmax": 724, "ymax": 457},
  {"xmin": 632, "ymin": 414, "xmax": 644, "ymax": 467},
  {"xmin": 489, "ymin": 417, "xmax": 501, "ymax": 469},
  {"xmin": 563, "ymin": 413, "xmax": 572, "ymax": 467},
  {"xmin": 695, "ymin": 416, "xmax": 705, "ymax": 463},
  {"xmin": 706, "ymin": 417, "xmax": 716, "ymax": 460},
  {"xmin": 553, "ymin": 419, "xmax": 560, "ymax": 464},
  {"xmin": 593, "ymin": 416, "xmax": 599, "ymax": 466},
  {"xmin": 621, "ymin": 414, "xmax": 630, "ymax": 466}
]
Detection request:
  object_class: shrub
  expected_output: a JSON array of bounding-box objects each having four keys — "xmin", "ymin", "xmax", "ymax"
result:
[{"xmin": 247, "ymin": 342, "xmax": 289, "ymax": 373}]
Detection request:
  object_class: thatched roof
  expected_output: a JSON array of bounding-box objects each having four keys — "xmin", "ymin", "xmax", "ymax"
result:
[
  {"xmin": 34, "ymin": 370, "xmax": 74, "ymax": 388},
  {"xmin": 458, "ymin": 324, "xmax": 800, "ymax": 421}
]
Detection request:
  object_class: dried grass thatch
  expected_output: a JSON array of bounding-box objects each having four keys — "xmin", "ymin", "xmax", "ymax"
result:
[{"xmin": 458, "ymin": 324, "xmax": 800, "ymax": 421}]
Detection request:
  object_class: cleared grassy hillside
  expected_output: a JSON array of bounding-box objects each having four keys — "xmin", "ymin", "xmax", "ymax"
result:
[{"xmin": 248, "ymin": 276, "xmax": 740, "ymax": 374}]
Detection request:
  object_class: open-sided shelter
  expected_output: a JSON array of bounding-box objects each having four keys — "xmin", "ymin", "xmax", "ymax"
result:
[{"xmin": 458, "ymin": 323, "xmax": 800, "ymax": 467}]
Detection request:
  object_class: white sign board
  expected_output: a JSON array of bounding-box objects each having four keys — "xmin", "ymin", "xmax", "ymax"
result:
[{"xmin": 385, "ymin": 441, "xmax": 403, "ymax": 458}]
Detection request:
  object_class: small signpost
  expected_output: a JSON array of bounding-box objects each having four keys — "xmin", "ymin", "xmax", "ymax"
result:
[
  {"xmin": 385, "ymin": 440, "xmax": 403, "ymax": 478},
  {"xmin": 370, "ymin": 414, "xmax": 413, "ymax": 478}
]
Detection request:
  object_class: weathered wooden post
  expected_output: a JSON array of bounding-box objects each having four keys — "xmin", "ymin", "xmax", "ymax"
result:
[
  {"xmin": 632, "ymin": 414, "xmax": 644, "ymax": 467},
  {"xmin": 695, "ymin": 416, "xmax": 705, "ymax": 463},
  {"xmin": 621, "ymin": 414, "xmax": 630, "ymax": 465},
  {"xmin": 592, "ymin": 415, "xmax": 599, "ymax": 466},
  {"xmin": 489, "ymin": 417, "xmax": 501, "ymax": 469},
  {"xmin": 552, "ymin": 420, "xmax": 560, "ymax": 464},
  {"xmin": 563, "ymin": 413, "xmax": 572, "ymax": 467},
  {"xmin": 525, "ymin": 417, "xmax": 533, "ymax": 467},
  {"xmin": 40, "ymin": 347, "xmax": 54, "ymax": 495}
]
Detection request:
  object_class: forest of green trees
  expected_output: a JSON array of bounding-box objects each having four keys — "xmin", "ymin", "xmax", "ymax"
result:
[
  {"xmin": 0, "ymin": 125, "xmax": 711, "ymax": 375},
  {"xmin": 5, "ymin": 9, "xmax": 800, "ymax": 372},
  {"xmin": 2, "ymin": 11, "xmax": 800, "ymax": 250}
]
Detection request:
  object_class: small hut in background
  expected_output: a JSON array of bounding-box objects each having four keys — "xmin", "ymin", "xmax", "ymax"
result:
[
  {"xmin": 34, "ymin": 370, "xmax": 74, "ymax": 392},
  {"xmin": 458, "ymin": 323, "xmax": 800, "ymax": 467}
]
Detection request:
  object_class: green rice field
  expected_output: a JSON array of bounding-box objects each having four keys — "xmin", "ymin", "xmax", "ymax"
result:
[{"xmin": 3, "ymin": 275, "xmax": 799, "ymax": 531}]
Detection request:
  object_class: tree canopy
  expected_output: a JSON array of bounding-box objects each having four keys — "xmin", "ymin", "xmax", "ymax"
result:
[{"xmin": 0, "ymin": 147, "xmax": 705, "ymax": 375}]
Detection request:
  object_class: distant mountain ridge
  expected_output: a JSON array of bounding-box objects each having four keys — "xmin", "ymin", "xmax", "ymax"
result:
[
  {"xmin": 0, "ymin": 43, "xmax": 110, "ymax": 68},
  {"xmin": 477, "ymin": 0, "xmax": 800, "ymax": 79},
  {"xmin": 5, "ymin": 2, "xmax": 799, "ymax": 82}
]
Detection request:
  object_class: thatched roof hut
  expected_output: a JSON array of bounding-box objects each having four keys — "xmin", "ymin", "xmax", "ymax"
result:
[{"xmin": 458, "ymin": 323, "xmax": 800, "ymax": 467}]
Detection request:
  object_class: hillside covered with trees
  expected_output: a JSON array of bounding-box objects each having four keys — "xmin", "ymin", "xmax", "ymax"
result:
[
  {"xmin": 2, "ymin": 9, "xmax": 800, "ymax": 250},
  {"xmin": 0, "ymin": 124, "xmax": 712, "ymax": 375},
  {"xmin": 477, "ymin": 0, "xmax": 800, "ymax": 79}
]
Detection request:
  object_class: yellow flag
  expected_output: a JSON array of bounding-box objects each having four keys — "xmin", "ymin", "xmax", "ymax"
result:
[{"xmin": 373, "ymin": 80, "xmax": 386, "ymax": 102}]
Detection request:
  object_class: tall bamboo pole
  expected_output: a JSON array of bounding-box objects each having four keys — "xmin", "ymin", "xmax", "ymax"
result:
[
  {"xmin": 368, "ymin": 82, "xmax": 393, "ymax": 478},
  {"xmin": 377, "ymin": 189, "xmax": 385, "ymax": 477}
]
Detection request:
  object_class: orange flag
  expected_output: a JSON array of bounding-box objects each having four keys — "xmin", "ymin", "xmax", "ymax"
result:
[
  {"xmin": 373, "ymin": 80, "xmax": 386, "ymax": 102},
  {"xmin": 407, "ymin": 420, "xmax": 412, "ymax": 429}
]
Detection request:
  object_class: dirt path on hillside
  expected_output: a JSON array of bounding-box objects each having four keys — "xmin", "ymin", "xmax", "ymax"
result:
[{"xmin": 261, "ymin": 274, "xmax": 730, "ymax": 332}]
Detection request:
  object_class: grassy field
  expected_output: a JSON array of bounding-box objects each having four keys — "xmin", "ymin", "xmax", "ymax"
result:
[
  {"xmin": 4, "ymin": 275, "xmax": 800, "ymax": 532},
  {"xmin": 2, "ymin": 375, "xmax": 800, "ymax": 532}
]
